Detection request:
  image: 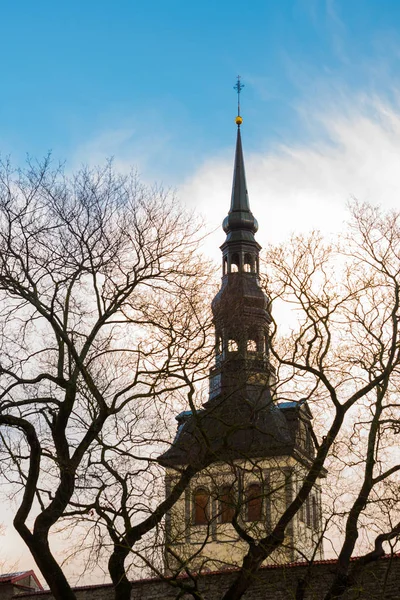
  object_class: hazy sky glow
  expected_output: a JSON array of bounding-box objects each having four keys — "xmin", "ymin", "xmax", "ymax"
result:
[{"xmin": 3, "ymin": 0, "xmax": 400, "ymax": 582}]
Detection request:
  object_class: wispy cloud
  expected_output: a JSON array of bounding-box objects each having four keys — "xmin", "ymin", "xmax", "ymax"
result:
[
  {"xmin": 325, "ymin": 0, "xmax": 349, "ymax": 64},
  {"xmin": 180, "ymin": 87, "xmax": 400, "ymax": 261},
  {"xmin": 70, "ymin": 118, "xmax": 174, "ymax": 186},
  {"xmin": 67, "ymin": 82, "xmax": 400, "ymax": 267}
]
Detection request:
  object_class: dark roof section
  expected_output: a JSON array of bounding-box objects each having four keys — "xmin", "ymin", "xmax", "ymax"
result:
[
  {"xmin": 278, "ymin": 399, "xmax": 313, "ymax": 418},
  {"xmin": 277, "ymin": 401, "xmax": 299, "ymax": 409},
  {"xmin": 159, "ymin": 394, "xmax": 304, "ymax": 468}
]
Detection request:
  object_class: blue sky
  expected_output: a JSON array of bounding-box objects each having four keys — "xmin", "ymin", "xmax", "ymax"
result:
[{"xmin": 1, "ymin": 0, "xmax": 400, "ymax": 182}]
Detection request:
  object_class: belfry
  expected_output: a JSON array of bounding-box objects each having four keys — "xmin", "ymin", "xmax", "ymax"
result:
[{"xmin": 159, "ymin": 82, "xmax": 324, "ymax": 570}]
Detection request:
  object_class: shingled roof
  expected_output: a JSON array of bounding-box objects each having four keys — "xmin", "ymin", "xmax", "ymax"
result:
[{"xmin": 158, "ymin": 394, "xmax": 313, "ymax": 468}]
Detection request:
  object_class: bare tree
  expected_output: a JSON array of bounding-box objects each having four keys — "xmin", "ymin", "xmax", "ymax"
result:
[
  {"xmin": 140, "ymin": 201, "xmax": 400, "ymax": 600},
  {"xmin": 2, "ymin": 163, "xmax": 400, "ymax": 600},
  {"xmin": 216, "ymin": 202, "xmax": 400, "ymax": 600},
  {"xmin": 59, "ymin": 265, "xmax": 216, "ymax": 600},
  {"xmin": 0, "ymin": 157, "xmax": 214, "ymax": 600}
]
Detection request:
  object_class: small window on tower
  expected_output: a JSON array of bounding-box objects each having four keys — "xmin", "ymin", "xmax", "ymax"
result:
[
  {"xmin": 223, "ymin": 256, "xmax": 228, "ymax": 275},
  {"xmin": 216, "ymin": 336, "xmax": 222, "ymax": 355},
  {"xmin": 231, "ymin": 253, "xmax": 240, "ymax": 273},
  {"xmin": 244, "ymin": 253, "xmax": 254, "ymax": 273},
  {"xmin": 247, "ymin": 339, "xmax": 257, "ymax": 353},
  {"xmin": 228, "ymin": 339, "xmax": 239, "ymax": 352},
  {"xmin": 193, "ymin": 488, "xmax": 210, "ymax": 525}
]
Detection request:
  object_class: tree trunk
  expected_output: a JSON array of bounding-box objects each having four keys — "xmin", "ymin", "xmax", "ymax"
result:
[
  {"xmin": 17, "ymin": 531, "xmax": 77, "ymax": 600},
  {"xmin": 109, "ymin": 546, "xmax": 132, "ymax": 600}
]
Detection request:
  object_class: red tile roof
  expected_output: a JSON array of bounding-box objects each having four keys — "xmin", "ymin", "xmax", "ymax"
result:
[{"xmin": 0, "ymin": 570, "xmax": 43, "ymax": 590}]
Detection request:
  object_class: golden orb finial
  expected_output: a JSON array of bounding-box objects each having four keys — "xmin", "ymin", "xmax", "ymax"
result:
[{"xmin": 234, "ymin": 76, "xmax": 244, "ymax": 127}]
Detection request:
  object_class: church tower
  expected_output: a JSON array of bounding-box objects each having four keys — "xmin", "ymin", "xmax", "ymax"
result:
[
  {"xmin": 159, "ymin": 85, "xmax": 324, "ymax": 571},
  {"xmin": 208, "ymin": 105, "xmax": 275, "ymax": 409}
]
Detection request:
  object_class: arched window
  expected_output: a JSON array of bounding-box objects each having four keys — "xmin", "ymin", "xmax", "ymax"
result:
[
  {"xmin": 231, "ymin": 253, "xmax": 240, "ymax": 273},
  {"xmin": 228, "ymin": 339, "xmax": 238, "ymax": 352},
  {"xmin": 216, "ymin": 336, "xmax": 222, "ymax": 355},
  {"xmin": 246, "ymin": 484, "xmax": 262, "ymax": 522},
  {"xmin": 247, "ymin": 339, "xmax": 257, "ymax": 353},
  {"xmin": 244, "ymin": 253, "xmax": 254, "ymax": 273},
  {"xmin": 223, "ymin": 256, "xmax": 228, "ymax": 275},
  {"xmin": 193, "ymin": 488, "xmax": 210, "ymax": 525},
  {"xmin": 220, "ymin": 485, "xmax": 235, "ymax": 523}
]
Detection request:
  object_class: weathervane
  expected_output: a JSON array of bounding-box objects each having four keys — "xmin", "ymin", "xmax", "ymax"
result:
[{"xmin": 234, "ymin": 75, "xmax": 244, "ymax": 126}]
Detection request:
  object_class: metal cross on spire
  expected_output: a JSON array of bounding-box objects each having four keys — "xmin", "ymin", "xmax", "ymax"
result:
[{"xmin": 234, "ymin": 75, "xmax": 244, "ymax": 126}]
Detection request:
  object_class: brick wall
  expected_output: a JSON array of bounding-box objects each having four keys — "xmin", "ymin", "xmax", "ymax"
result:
[{"xmin": 14, "ymin": 555, "xmax": 400, "ymax": 600}]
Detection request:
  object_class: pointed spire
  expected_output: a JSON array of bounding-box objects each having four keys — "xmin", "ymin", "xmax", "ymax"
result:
[
  {"xmin": 222, "ymin": 118, "xmax": 258, "ymax": 237},
  {"xmin": 230, "ymin": 127, "xmax": 251, "ymax": 213}
]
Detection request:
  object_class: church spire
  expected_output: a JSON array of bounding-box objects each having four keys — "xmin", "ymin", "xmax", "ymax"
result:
[
  {"xmin": 207, "ymin": 78, "xmax": 273, "ymax": 405},
  {"xmin": 222, "ymin": 78, "xmax": 258, "ymax": 239}
]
